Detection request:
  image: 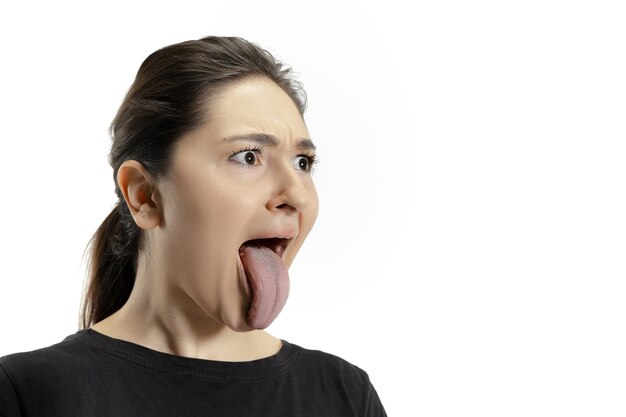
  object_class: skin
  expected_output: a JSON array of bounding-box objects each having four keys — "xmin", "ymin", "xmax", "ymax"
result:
[{"xmin": 91, "ymin": 75, "xmax": 319, "ymax": 361}]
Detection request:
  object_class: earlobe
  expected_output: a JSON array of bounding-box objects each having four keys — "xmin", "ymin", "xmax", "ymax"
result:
[{"xmin": 117, "ymin": 160, "xmax": 161, "ymax": 230}]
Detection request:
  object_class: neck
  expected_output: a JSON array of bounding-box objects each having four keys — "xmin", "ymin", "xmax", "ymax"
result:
[{"xmin": 90, "ymin": 254, "xmax": 282, "ymax": 361}]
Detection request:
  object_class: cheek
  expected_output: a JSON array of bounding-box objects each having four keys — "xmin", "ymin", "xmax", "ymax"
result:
[
  {"xmin": 167, "ymin": 177, "xmax": 265, "ymax": 278},
  {"xmin": 286, "ymin": 185, "xmax": 319, "ymax": 266},
  {"xmin": 306, "ymin": 184, "xmax": 320, "ymax": 227},
  {"xmin": 170, "ymin": 176, "xmax": 253, "ymax": 233},
  {"xmin": 161, "ymin": 181, "xmax": 240, "ymax": 276}
]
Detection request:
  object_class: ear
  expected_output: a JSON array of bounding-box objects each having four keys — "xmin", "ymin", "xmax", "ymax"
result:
[{"xmin": 116, "ymin": 160, "xmax": 161, "ymax": 230}]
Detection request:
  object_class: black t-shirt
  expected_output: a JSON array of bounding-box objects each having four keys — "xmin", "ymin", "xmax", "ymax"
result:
[{"xmin": 0, "ymin": 329, "xmax": 386, "ymax": 416}]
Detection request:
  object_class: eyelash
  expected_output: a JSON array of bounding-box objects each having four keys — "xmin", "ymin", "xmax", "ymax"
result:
[{"xmin": 229, "ymin": 146, "xmax": 319, "ymax": 173}]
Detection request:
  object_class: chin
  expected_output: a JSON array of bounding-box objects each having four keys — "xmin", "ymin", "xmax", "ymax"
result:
[
  {"xmin": 221, "ymin": 311, "xmax": 255, "ymax": 333},
  {"xmin": 232, "ymin": 325, "xmax": 257, "ymax": 333}
]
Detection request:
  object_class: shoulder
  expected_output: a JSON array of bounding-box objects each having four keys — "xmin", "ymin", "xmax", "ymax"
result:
[
  {"xmin": 290, "ymin": 341, "xmax": 369, "ymax": 373},
  {"xmin": 0, "ymin": 332, "xmax": 92, "ymax": 415},
  {"xmin": 0, "ymin": 331, "xmax": 91, "ymax": 386},
  {"xmin": 285, "ymin": 340, "xmax": 374, "ymax": 389},
  {"xmin": 1, "ymin": 331, "xmax": 85, "ymax": 366},
  {"xmin": 284, "ymin": 341, "xmax": 387, "ymax": 416}
]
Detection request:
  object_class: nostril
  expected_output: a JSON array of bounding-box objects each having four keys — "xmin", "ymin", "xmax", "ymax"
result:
[{"xmin": 276, "ymin": 203, "xmax": 296, "ymax": 211}]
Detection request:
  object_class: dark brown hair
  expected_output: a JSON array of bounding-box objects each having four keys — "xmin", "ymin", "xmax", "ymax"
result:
[{"xmin": 80, "ymin": 36, "xmax": 307, "ymax": 329}]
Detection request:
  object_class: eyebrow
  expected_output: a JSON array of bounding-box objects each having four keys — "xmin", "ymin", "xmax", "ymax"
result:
[{"xmin": 222, "ymin": 133, "xmax": 316, "ymax": 150}]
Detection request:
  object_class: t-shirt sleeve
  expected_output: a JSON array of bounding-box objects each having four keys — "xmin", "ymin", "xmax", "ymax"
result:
[
  {"xmin": 364, "ymin": 377, "xmax": 387, "ymax": 417},
  {"xmin": 0, "ymin": 361, "xmax": 22, "ymax": 417},
  {"xmin": 324, "ymin": 351, "xmax": 388, "ymax": 417}
]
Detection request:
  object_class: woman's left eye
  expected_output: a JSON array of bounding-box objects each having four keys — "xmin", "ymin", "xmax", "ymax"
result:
[
  {"xmin": 230, "ymin": 149, "xmax": 261, "ymax": 166},
  {"xmin": 292, "ymin": 155, "xmax": 317, "ymax": 172}
]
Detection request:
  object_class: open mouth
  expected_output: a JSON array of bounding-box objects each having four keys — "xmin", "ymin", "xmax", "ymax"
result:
[
  {"xmin": 239, "ymin": 237, "xmax": 291, "ymax": 259},
  {"xmin": 237, "ymin": 236, "xmax": 293, "ymax": 329}
]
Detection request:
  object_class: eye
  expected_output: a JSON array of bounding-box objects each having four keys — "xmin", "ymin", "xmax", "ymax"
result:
[
  {"xmin": 292, "ymin": 154, "xmax": 317, "ymax": 173},
  {"xmin": 230, "ymin": 148, "xmax": 261, "ymax": 167}
]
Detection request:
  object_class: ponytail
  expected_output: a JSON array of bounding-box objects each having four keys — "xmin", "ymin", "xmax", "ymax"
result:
[{"xmin": 80, "ymin": 200, "xmax": 140, "ymax": 329}]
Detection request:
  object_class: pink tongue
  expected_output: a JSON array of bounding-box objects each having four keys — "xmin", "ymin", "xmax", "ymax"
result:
[{"xmin": 239, "ymin": 244, "xmax": 290, "ymax": 329}]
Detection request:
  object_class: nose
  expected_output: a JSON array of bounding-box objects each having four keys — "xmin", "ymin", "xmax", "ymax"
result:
[{"xmin": 266, "ymin": 163, "xmax": 312, "ymax": 213}]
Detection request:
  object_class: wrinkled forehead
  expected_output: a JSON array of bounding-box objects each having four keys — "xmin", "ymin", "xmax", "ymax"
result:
[{"xmin": 205, "ymin": 76, "xmax": 309, "ymax": 140}]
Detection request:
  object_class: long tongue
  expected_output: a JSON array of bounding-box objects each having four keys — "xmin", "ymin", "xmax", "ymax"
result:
[{"xmin": 239, "ymin": 244, "xmax": 290, "ymax": 329}]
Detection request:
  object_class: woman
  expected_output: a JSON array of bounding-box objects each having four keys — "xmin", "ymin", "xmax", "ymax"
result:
[{"xmin": 0, "ymin": 36, "xmax": 386, "ymax": 416}]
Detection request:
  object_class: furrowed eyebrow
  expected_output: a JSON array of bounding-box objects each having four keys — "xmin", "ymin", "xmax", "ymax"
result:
[
  {"xmin": 296, "ymin": 139, "xmax": 317, "ymax": 151},
  {"xmin": 222, "ymin": 133, "xmax": 316, "ymax": 150}
]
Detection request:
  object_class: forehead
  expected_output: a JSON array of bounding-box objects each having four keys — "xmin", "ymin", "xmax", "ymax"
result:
[{"xmin": 206, "ymin": 76, "xmax": 309, "ymax": 138}]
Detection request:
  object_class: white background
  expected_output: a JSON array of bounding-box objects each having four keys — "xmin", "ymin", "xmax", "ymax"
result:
[{"xmin": 1, "ymin": 1, "xmax": 625, "ymax": 416}]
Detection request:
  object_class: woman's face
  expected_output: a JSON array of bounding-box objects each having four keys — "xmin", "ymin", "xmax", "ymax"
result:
[{"xmin": 153, "ymin": 76, "xmax": 318, "ymax": 331}]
